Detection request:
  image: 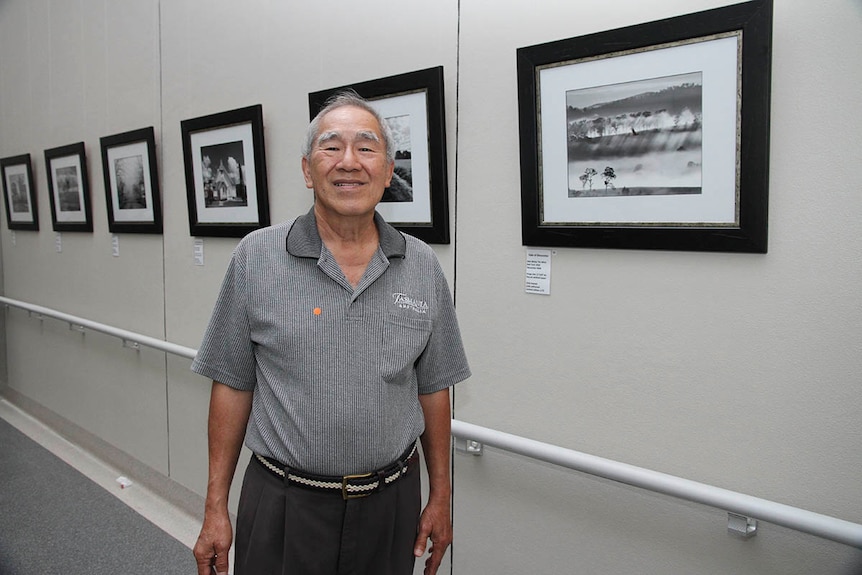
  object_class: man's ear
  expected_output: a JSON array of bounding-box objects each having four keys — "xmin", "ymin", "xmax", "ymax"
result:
[
  {"xmin": 301, "ymin": 156, "xmax": 314, "ymax": 189},
  {"xmin": 384, "ymin": 160, "xmax": 394, "ymax": 188}
]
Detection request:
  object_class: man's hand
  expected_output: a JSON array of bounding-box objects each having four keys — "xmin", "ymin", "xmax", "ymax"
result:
[
  {"xmin": 413, "ymin": 496, "xmax": 452, "ymax": 575},
  {"xmin": 193, "ymin": 507, "xmax": 233, "ymax": 575},
  {"xmin": 193, "ymin": 381, "xmax": 252, "ymax": 575},
  {"xmin": 416, "ymin": 388, "xmax": 454, "ymax": 575}
]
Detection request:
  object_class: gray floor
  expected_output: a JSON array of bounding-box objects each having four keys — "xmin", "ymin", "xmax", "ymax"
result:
[{"xmin": 0, "ymin": 417, "xmax": 197, "ymax": 575}]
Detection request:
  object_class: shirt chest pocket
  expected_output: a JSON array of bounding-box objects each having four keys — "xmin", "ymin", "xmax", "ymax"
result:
[{"xmin": 380, "ymin": 315, "xmax": 432, "ymax": 384}]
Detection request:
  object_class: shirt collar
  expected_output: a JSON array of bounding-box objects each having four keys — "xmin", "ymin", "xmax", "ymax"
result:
[{"xmin": 285, "ymin": 206, "xmax": 406, "ymax": 259}]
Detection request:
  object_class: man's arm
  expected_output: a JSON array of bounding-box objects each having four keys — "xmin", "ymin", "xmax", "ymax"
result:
[
  {"xmin": 193, "ymin": 381, "xmax": 253, "ymax": 575},
  {"xmin": 414, "ymin": 388, "xmax": 453, "ymax": 575}
]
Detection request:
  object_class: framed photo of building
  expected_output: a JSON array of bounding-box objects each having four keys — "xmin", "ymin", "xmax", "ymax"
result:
[
  {"xmin": 100, "ymin": 127, "xmax": 162, "ymax": 234},
  {"xmin": 309, "ymin": 66, "xmax": 450, "ymax": 244},
  {"xmin": 517, "ymin": 0, "xmax": 772, "ymax": 253},
  {"xmin": 44, "ymin": 142, "xmax": 93, "ymax": 233},
  {"xmin": 1, "ymin": 153, "xmax": 39, "ymax": 231},
  {"xmin": 181, "ymin": 104, "xmax": 269, "ymax": 237}
]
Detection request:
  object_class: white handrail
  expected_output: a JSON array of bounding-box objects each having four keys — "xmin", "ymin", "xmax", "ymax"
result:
[
  {"xmin": 0, "ymin": 296, "xmax": 197, "ymax": 359},
  {"xmin": 3, "ymin": 295, "xmax": 861, "ymax": 549},
  {"xmin": 450, "ymin": 420, "xmax": 862, "ymax": 549}
]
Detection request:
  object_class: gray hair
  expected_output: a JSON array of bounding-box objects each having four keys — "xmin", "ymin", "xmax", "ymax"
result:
[{"xmin": 303, "ymin": 89, "xmax": 395, "ymax": 163}]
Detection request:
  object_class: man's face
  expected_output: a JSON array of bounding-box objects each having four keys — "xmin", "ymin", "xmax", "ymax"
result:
[{"xmin": 302, "ymin": 105, "xmax": 394, "ymax": 222}]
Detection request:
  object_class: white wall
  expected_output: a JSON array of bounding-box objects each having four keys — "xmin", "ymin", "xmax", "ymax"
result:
[
  {"xmin": 0, "ymin": 0, "xmax": 170, "ymax": 473},
  {"xmin": 1, "ymin": 1, "xmax": 860, "ymax": 574},
  {"xmin": 453, "ymin": 0, "xmax": 862, "ymax": 573}
]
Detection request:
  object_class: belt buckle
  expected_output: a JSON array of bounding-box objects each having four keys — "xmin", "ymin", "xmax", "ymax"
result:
[{"xmin": 342, "ymin": 472, "xmax": 373, "ymax": 500}]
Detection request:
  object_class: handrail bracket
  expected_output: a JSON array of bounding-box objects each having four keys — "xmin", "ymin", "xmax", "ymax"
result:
[
  {"xmin": 122, "ymin": 339, "xmax": 141, "ymax": 351},
  {"xmin": 454, "ymin": 437, "xmax": 484, "ymax": 456},
  {"xmin": 727, "ymin": 512, "xmax": 758, "ymax": 539}
]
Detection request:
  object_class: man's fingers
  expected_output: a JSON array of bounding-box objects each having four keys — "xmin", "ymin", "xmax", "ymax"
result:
[
  {"xmin": 194, "ymin": 554, "xmax": 213, "ymax": 575},
  {"xmin": 193, "ymin": 541, "xmax": 213, "ymax": 575},
  {"xmin": 193, "ymin": 540, "xmax": 229, "ymax": 575},
  {"xmin": 423, "ymin": 542, "xmax": 444, "ymax": 575},
  {"xmin": 414, "ymin": 525, "xmax": 430, "ymax": 557},
  {"xmin": 213, "ymin": 549, "xmax": 230, "ymax": 574}
]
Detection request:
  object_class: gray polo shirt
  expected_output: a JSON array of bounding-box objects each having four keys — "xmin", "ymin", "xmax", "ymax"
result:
[{"xmin": 191, "ymin": 208, "xmax": 471, "ymax": 475}]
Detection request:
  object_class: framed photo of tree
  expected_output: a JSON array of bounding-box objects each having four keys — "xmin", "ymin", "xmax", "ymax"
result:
[
  {"xmin": 518, "ymin": 0, "xmax": 772, "ymax": 252},
  {"xmin": 100, "ymin": 127, "xmax": 162, "ymax": 234}
]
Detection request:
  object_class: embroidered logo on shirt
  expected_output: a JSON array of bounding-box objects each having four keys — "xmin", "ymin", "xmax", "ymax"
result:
[{"xmin": 392, "ymin": 293, "xmax": 429, "ymax": 314}]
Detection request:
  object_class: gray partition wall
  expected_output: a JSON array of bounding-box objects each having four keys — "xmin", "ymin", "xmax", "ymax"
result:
[
  {"xmin": 1, "ymin": 1, "xmax": 861, "ymax": 574},
  {"xmin": 0, "ymin": 234, "xmax": 5, "ymax": 391}
]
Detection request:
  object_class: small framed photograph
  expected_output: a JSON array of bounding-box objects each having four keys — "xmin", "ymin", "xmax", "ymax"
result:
[
  {"xmin": 517, "ymin": 0, "xmax": 772, "ymax": 253},
  {"xmin": 44, "ymin": 142, "xmax": 93, "ymax": 233},
  {"xmin": 181, "ymin": 104, "xmax": 270, "ymax": 238},
  {"xmin": 1, "ymin": 153, "xmax": 39, "ymax": 231},
  {"xmin": 99, "ymin": 127, "xmax": 162, "ymax": 234},
  {"xmin": 309, "ymin": 66, "xmax": 450, "ymax": 244}
]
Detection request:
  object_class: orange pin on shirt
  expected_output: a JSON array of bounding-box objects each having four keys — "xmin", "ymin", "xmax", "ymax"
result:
[{"xmin": 313, "ymin": 307, "xmax": 322, "ymax": 316}]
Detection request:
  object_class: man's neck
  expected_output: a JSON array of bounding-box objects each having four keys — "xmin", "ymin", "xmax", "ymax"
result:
[
  {"xmin": 314, "ymin": 206, "xmax": 378, "ymax": 246},
  {"xmin": 314, "ymin": 206, "xmax": 380, "ymax": 287}
]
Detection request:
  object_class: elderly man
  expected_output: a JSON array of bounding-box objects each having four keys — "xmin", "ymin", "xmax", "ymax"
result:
[{"xmin": 191, "ymin": 91, "xmax": 470, "ymax": 575}]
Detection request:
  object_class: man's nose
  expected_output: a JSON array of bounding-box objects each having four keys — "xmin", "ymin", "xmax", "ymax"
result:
[{"xmin": 337, "ymin": 146, "xmax": 360, "ymax": 169}]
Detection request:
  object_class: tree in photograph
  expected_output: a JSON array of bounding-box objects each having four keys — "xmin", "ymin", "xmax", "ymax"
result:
[
  {"xmin": 602, "ymin": 166, "xmax": 617, "ymax": 190},
  {"xmin": 579, "ymin": 167, "xmax": 598, "ymax": 190}
]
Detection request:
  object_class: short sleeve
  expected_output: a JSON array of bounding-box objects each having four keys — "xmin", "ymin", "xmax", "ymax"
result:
[
  {"xmin": 414, "ymin": 260, "xmax": 471, "ymax": 394},
  {"xmin": 190, "ymin": 249, "xmax": 257, "ymax": 390}
]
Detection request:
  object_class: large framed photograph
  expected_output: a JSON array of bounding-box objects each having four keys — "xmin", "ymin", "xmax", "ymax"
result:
[
  {"xmin": 518, "ymin": 0, "xmax": 772, "ymax": 253},
  {"xmin": 309, "ymin": 66, "xmax": 450, "ymax": 244},
  {"xmin": 100, "ymin": 127, "xmax": 162, "ymax": 234},
  {"xmin": 44, "ymin": 142, "xmax": 93, "ymax": 233},
  {"xmin": 1, "ymin": 153, "xmax": 39, "ymax": 231},
  {"xmin": 181, "ymin": 104, "xmax": 269, "ymax": 237}
]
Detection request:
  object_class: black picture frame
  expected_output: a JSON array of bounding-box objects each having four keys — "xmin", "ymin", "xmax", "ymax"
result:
[
  {"xmin": 181, "ymin": 104, "xmax": 269, "ymax": 238},
  {"xmin": 44, "ymin": 142, "xmax": 93, "ymax": 233},
  {"xmin": 517, "ymin": 0, "xmax": 772, "ymax": 253},
  {"xmin": 1, "ymin": 153, "xmax": 39, "ymax": 231},
  {"xmin": 99, "ymin": 127, "xmax": 162, "ymax": 234},
  {"xmin": 309, "ymin": 66, "xmax": 450, "ymax": 244}
]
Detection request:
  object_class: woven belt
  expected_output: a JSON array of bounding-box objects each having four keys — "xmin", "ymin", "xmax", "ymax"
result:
[{"xmin": 254, "ymin": 443, "xmax": 418, "ymax": 500}]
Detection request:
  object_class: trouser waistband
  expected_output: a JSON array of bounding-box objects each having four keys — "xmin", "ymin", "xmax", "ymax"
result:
[{"xmin": 254, "ymin": 443, "xmax": 418, "ymax": 500}]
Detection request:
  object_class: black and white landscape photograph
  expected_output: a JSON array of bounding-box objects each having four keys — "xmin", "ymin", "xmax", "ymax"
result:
[
  {"xmin": 566, "ymin": 72, "xmax": 703, "ymax": 198},
  {"xmin": 200, "ymin": 140, "xmax": 247, "ymax": 208},
  {"xmin": 383, "ymin": 114, "xmax": 413, "ymax": 203},
  {"xmin": 113, "ymin": 154, "xmax": 147, "ymax": 210},
  {"xmin": 56, "ymin": 166, "xmax": 82, "ymax": 211},
  {"xmin": 8, "ymin": 173, "xmax": 30, "ymax": 213}
]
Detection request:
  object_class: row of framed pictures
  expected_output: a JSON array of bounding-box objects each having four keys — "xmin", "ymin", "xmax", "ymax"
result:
[
  {"xmin": 1, "ymin": 66, "xmax": 451, "ymax": 242},
  {"xmin": 0, "ymin": 122, "xmax": 246, "ymax": 237},
  {"xmin": 1, "ymin": 130, "xmax": 171, "ymax": 235},
  {"xmin": 3, "ymin": 0, "xmax": 772, "ymax": 252}
]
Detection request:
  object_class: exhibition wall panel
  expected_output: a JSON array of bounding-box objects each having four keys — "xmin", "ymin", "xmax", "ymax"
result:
[
  {"xmin": 453, "ymin": 0, "xmax": 862, "ymax": 573},
  {"xmin": 0, "ymin": 0, "xmax": 169, "ymax": 474},
  {"xmin": 1, "ymin": 0, "xmax": 861, "ymax": 573}
]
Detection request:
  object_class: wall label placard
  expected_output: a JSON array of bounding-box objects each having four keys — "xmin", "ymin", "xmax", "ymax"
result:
[{"xmin": 525, "ymin": 249, "xmax": 552, "ymax": 295}]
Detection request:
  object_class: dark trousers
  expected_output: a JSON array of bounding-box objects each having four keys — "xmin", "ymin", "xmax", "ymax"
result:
[{"xmin": 234, "ymin": 455, "xmax": 421, "ymax": 575}]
